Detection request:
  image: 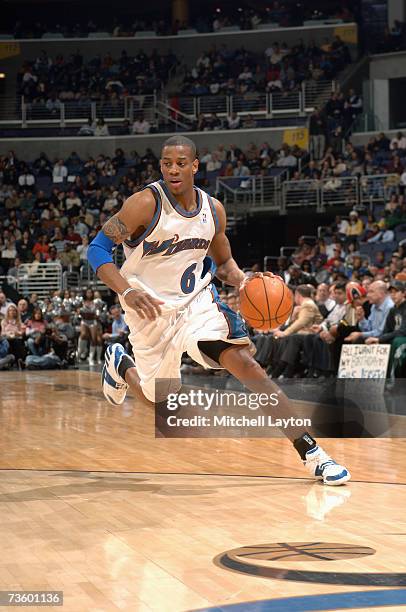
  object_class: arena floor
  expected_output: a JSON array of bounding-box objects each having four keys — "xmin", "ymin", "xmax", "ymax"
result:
[{"xmin": 0, "ymin": 370, "xmax": 406, "ymax": 611}]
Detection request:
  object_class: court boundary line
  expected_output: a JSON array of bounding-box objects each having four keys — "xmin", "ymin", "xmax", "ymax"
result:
[{"xmin": 0, "ymin": 468, "xmax": 405, "ymax": 486}]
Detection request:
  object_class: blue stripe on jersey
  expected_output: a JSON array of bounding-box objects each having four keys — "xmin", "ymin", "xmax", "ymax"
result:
[
  {"xmin": 207, "ymin": 195, "xmax": 220, "ymax": 234},
  {"xmin": 201, "ymin": 256, "xmax": 217, "ymax": 279},
  {"xmin": 158, "ymin": 179, "xmax": 203, "ymax": 218},
  {"xmin": 124, "ymin": 185, "xmax": 162, "ymax": 248},
  {"xmin": 211, "ymin": 284, "xmax": 248, "ymax": 340}
]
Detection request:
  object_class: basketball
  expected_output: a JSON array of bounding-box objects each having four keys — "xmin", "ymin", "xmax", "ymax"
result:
[{"xmin": 239, "ymin": 275, "xmax": 294, "ymax": 331}]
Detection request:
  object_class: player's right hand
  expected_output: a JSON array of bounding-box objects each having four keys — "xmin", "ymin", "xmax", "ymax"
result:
[{"xmin": 123, "ymin": 289, "xmax": 164, "ymax": 320}]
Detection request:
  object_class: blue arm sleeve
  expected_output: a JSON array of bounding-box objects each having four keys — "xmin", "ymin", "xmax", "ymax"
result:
[{"xmin": 87, "ymin": 231, "xmax": 116, "ymax": 273}]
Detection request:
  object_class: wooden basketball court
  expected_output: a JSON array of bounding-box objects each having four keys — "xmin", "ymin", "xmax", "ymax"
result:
[{"xmin": 0, "ymin": 370, "xmax": 405, "ymax": 611}]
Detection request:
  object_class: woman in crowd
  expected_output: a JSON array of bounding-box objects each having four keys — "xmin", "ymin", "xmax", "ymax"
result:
[
  {"xmin": 0, "ymin": 304, "xmax": 26, "ymax": 363},
  {"xmin": 25, "ymin": 307, "xmax": 48, "ymax": 356}
]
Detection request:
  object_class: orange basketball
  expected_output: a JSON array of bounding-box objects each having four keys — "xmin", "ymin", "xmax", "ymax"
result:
[{"xmin": 239, "ymin": 275, "xmax": 294, "ymax": 331}]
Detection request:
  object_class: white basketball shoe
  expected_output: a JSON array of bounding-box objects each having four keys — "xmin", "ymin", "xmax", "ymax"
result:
[
  {"xmin": 101, "ymin": 343, "xmax": 135, "ymax": 406},
  {"xmin": 304, "ymin": 445, "xmax": 351, "ymax": 486}
]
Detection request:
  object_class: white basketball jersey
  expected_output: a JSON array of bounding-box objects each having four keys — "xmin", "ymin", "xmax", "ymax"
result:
[{"xmin": 120, "ymin": 180, "xmax": 219, "ymax": 312}]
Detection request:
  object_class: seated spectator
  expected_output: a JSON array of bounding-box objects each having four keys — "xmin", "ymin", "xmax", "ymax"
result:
[
  {"xmin": 227, "ymin": 112, "xmax": 241, "ymax": 130},
  {"xmin": 25, "ymin": 307, "xmax": 48, "ymax": 356},
  {"xmin": 243, "ymin": 114, "xmax": 257, "ymax": 129},
  {"xmin": 390, "ymin": 131, "xmax": 406, "ymax": 151},
  {"xmin": 59, "ymin": 243, "xmax": 80, "ymax": 269},
  {"xmin": 365, "ymin": 280, "xmax": 406, "ymax": 377},
  {"xmin": 0, "ymin": 304, "xmax": 26, "ymax": 364},
  {"xmin": 233, "ymin": 160, "xmax": 249, "ymax": 177},
  {"xmin": 345, "ymin": 280, "xmax": 393, "ymax": 343},
  {"xmin": 315, "ymin": 283, "xmax": 336, "ymax": 318},
  {"xmin": 102, "ymin": 305, "xmax": 129, "ymax": 347},
  {"xmin": 94, "ymin": 119, "xmax": 110, "ymax": 137},
  {"xmin": 346, "ymin": 211, "xmax": 363, "ymax": 238},
  {"xmin": 269, "ymin": 284, "xmax": 323, "ymax": 378},
  {"xmin": 77, "ymin": 236, "xmax": 89, "ymax": 264},
  {"xmin": 132, "ymin": 114, "xmax": 151, "ymax": 134},
  {"xmin": 0, "ymin": 333, "xmax": 15, "ymax": 370},
  {"xmin": 78, "ymin": 119, "xmax": 96, "ymax": 136},
  {"xmin": 17, "ymin": 299, "xmax": 30, "ymax": 323},
  {"xmin": 52, "ymin": 159, "xmax": 68, "ymax": 183}
]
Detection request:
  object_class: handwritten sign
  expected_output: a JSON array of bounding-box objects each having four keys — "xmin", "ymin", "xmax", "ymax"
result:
[{"xmin": 338, "ymin": 344, "xmax": 390, "ymax": 379}]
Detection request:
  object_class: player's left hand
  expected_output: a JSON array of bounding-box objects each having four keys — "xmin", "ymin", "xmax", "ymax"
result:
[{"xmin": 239, "ymin": 271, "xmax": 276, "ymax": 291}]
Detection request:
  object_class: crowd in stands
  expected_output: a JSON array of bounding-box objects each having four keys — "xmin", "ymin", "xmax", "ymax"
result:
[
  {"xmin": 0, "ymin": 287, "xmax": 129, "ymax": 370},
  {"xmin": 18, "ymin": 49, "xmax": 178, "ymax": 105},
  {"xmin": 181, "ymin": 37, "xmax": 351, "ymax": 97},
  {"xmin": 249, "ymin": 212, "xmax": 406, "ymax": 379},
  {"xmin": 4, "ymin": 1, "xmax": 355, "ymax": 39},
  {"xmin": 183, "ymin": 222, "xmax": 406, "ymax": 380},
  {"xmin": 2, "ymin": 132, "xmax": 406, "ymax": 375}
]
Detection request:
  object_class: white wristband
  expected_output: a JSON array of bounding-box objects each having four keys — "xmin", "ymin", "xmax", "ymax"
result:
[{"xmin": 121, "ymin": 287, "xmax": 138, "ymax": 300}]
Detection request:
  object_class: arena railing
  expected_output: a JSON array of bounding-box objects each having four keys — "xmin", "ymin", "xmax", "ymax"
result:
[
  {"xmin": 215, "ymin": 172, "xmax": 288, "ymax": 212},
  {"xmin": 175, "ymin": 81, "xmax": 335, "ymax": 121},
  {"xmin": 360, "ymin": 173, "xmax": 400, "ymax": 207},
  {"xmin": 0, "ymin": 82, "xmax": 335, "ymax": 130},
  {"xmin": 0, "ymin": 275, "xmax": 18, "ymax": 290},
  {"xmin": 17, "ymin": 262, "xmax": 63, "ymax": 298},
  {"xmin": 281, "ymin": 174, "xmax": 399, "ymax": 213},
  {"xmin": 0, "ymin": 94, "xmax": 157, "ymax": 128}
]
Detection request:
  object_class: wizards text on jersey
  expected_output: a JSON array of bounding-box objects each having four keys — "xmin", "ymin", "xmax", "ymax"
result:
[{"xmin": 142, "ymin": 234, "xmax": 211, "ymax": 258}]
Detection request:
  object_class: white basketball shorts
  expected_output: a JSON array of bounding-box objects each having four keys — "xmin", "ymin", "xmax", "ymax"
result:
[{"xmin": 120, "ymin": 284, "xmax": 252, "ymax": 402}]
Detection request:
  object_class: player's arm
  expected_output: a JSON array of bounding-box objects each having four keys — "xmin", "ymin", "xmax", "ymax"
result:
[
  {"xmin": 208, "ymin": 199, "xmax": 246, "ymax": 288},
  {"xmin": 87, "ymin": 189, "xmax": 163, "ymax": 320}
]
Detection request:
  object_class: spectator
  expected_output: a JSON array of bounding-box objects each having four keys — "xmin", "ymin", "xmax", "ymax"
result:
[
  {"xmin": 0, "ymin": 292, "xmax": 15, "ymax": 318},
  {"xmin": 0, "ymin": 304, "xmax": 26, "ymax": 363},
  {"xmin": 365, "ymin": 280, "xmax": 406, "ymax": 377},
  {"xmin": 52, "ymin": 159, "xmax": 68, "ymax": 183},
  {"xmin": 17, "ymin": 298, "xmax": 30, "ymax": 323},
  {"xmin": 0, "ymin": 332, "xmax": 15, "ymax": 369},
  {"xmin": 59, "ymin": 243, "xmax": 80, "ymax": 269},
  {"xmin": 346, "ymin": 211, "xmax": 363, "ymax": 238},
  {"xmin": 102, "ymin": 305, "xmax": 129, "ymax": 346},
  {"xmin": 25, "ymin": 307, "xmax": 48, "ymax": 356},
  {"xmin": 78, "ymin": 119, "xmax": 96, "ymax": 136},
  {"xmin": 132, "ymin": 114, "xmax": 151, "ymax": 134},
  {"xmin": 309, "ymin": 108, "xmax": 327, "ymax": 160},
  {"xmin": 94, "ymin": 119, "xmax": 110, "ymax": 137},
  {"xmin": 345, "ymin": 281, "xmax": 394, "ymax": 342},
  {"xmin": 269, "ymin": 284, "xmax": 323, "ymax": 378},
  {"xmin": 227, "ymin": 112, "xmax": 241, "ymax": 130}
]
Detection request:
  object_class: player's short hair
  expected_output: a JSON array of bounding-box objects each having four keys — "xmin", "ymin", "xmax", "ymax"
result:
[{"xmin": 161, "ymin": 136, "xmax": 197, "ymax": 160}]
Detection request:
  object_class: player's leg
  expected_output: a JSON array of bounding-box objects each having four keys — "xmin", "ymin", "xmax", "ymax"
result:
[
  {"xmin": 217, "ymin": 344, "xmax": 350, "ymax": 485},
  {"xmin": 102, "ymin": 342, "xmax": 151, "ymax": 405},
  {"xmin": 102, "ymin": 312, "xmax": 181, "ymax": 406}
]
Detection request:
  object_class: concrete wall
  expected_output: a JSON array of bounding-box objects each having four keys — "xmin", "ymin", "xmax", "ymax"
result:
[
  {"xmin": 370, "ymin": 50, "xmax": 406, "ymax": 80},
  {"xmin": 0, "ymin": 125, "xmax": 295, "ymax": 160}
]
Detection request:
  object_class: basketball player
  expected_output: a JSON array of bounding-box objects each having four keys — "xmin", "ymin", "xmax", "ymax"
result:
[{"xmin": 88, "ymin": 136, "xmax": 350, "ymax": 486}]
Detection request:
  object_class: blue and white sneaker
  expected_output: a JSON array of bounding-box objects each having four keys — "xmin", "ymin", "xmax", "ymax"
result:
[
  {"xmin": 305, "ymin": 445, "xmax": 351, "ymax": 486},
  {"xmin": 102, "ymin": 343, "xmax": 135, "ymax": 406}
]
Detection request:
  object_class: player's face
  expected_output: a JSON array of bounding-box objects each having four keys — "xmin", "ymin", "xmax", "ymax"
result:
[{"xmin": 160, "ymin": 146, "xmax": 199, "ymax": 196}]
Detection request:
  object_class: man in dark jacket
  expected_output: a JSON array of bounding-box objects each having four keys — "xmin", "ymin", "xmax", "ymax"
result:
[{"xmin": 365, "ymin": 280, "xmax": 406, "ymax": 376}]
